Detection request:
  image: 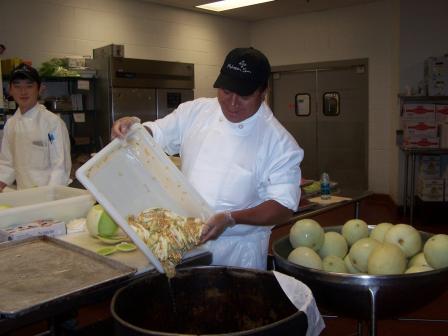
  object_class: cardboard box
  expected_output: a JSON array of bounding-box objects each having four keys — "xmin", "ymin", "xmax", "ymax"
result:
[
  {"xmin": 93, "ymin": 44, "xmax": 125, "ymax": 58},
  {"xmin": 0, "ymin": 219, "xmax": 66, "ymax": 242},
  {"xmin": 425, "ymin": 55, "xmax": 448, "ymax": 79},
  {"xmin": 427, "ymin": 77, "xmax": 448, "ymax": 96},
  {"xmin": 436, "ymin": 105, "xmax": 448, "ymax": 123},
  {"xmin": 440, "ymin": 123, "xmax": 448, "ymax": 148},
  {"xmin": 403, "ymin": 137, "xmax": 440, "ymax": 149},
  {"xmin": 417, "ymin": 177, "xmax": 444, "ymax": 202},
  {"xmin": 418, "ymin": 155, "xmax": 441, "ymax": 178},
  {"xmin": 65, "ymin": 57, "xmax": 86, "ymax": 69},
  {"xmin": 402, "ymin": 103, "xmax": 435, "ymax": 121},
  {"xmin": 403, "ymin": 121, "xmax": 438, "ymax": 138}
]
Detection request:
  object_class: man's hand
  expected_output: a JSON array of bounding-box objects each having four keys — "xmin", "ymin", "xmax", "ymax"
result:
[
  {"xmin": 0, "ymin": 181, "xmax": 7, "ymax": 192},
  {"xmin": 111, "ymin": 117, "xmax": 141, "ymax": 139},
  {"xmin": 200, "ymin": 211, "xmax": 235, "ymax": 244}
]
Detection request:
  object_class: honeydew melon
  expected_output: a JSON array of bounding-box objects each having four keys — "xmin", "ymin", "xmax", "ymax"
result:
[
  {"xmin": 408, "ymin": 252, "xmax": 430, "ymax": 268},
  {"xmin": 318, "ymin": 231, "xmax": 348, "ymax": 259},
  {"xmin": 96, "ymin": 246, "xmax": 117, "ymax": 256},
  {"xmin": 384, "ymin": 224, "xmax": 422, "ymax": 258},
  {"xmin": 342, "ymin": 219, "xmax": 369, "ymax": 246},
  {"xmin": 323, "ymin": 255, "xmax": 347, "ymax": 273},
  {"xmin": 405, "ymin": 265, "xmax": 434, "ymax": 274},
  {"xmin": 349, "ymin": 237, "xmax": 381, "ymax": 273},
  {"xmin": 367, "ymin": 243, "xmax": 406, "ymax": 275},
  {"xmin": 344, "ymin": 254, "xmax": 362, "ymax": 274},
  {"xmin": 86, "ymin": 204, "xmax": 119, "ymax": 238},
  {"xmin": 287, "ymin": 246, "xmax": 323, "ymax": 270},
  {"xmin": 423, "ymin": 234, "xmax": 448, "ymax": 269},
  {"xmin": 370, "ymin": 223, "xmax": 394, "ymax": 242},
  {"xmin": 289, "ymin": 218, "xmax": 324, "ymax": 251}
]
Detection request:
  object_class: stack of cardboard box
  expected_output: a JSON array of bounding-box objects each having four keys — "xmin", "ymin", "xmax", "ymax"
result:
[{"xmin": 402, "ymin": 103, "xmax": 439, "ymax": 148}]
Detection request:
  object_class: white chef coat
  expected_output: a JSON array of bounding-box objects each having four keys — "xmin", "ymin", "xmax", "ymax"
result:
[
  {"xmin": 144, "ymin": 97, "xmax": 303, "ymax": 269},
  {"xmin": 0, "ymin": 103, "xmax": 72, "ymax": 189}
]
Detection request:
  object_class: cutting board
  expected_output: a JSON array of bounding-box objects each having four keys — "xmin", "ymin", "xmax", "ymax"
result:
[
  {"xmin": 59, "ymin": 232, "xmax": 212, "ymax": 275},
  {"xmin": 59, "ymin": 232, "xmax": 154, "ymax": 275},
  {"xmin": 308, "ymin": 195, "xmax": 352, "ymax": 205}
]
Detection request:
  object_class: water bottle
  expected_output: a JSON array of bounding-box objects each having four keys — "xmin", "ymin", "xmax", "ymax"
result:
[{"xmin": 320, "ymin": 172, "xmax": 331, "ymax": 200}]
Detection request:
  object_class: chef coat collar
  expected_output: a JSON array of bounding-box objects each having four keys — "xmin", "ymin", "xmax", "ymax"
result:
[
  {"xmin": 16, "ymin": 103, "xmax": 40, "ymax": 119},
  {"xmin": 219, "ymin": 103, "xmax": 263, "ymax": 136}
]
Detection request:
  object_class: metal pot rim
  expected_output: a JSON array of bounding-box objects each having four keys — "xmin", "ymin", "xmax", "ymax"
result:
[{"xmin": 111, "ymin": 266, "xmax": 306, "ymax": 336}]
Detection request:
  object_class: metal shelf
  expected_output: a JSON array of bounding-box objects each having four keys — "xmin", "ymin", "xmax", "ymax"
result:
[
  {"xmin": 398, "ymin": 95, "xmax": 448, "ymax": 225},
  {"xmin": 398, "ymin": 95, "xmax": 448, "ymax": 101}
]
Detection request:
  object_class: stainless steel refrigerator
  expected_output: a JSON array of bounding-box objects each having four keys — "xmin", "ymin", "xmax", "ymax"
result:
[{"xmin": 90, "ymin": 45, "xmax": 194, "ymax": 148}]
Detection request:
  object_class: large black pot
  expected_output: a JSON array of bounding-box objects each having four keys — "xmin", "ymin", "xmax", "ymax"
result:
[{"xmin": 111, "ymin": 266, "xmax": 308, "ymax": 335}]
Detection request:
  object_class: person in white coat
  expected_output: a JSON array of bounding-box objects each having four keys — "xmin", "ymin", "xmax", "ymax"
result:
[
  {"xmin": 0, "ymin": 63, "xmax": 71, "ymax": 191},
  {"xmin": 112, "ymin": 47, "xmax": 304, "ymax": 270}
]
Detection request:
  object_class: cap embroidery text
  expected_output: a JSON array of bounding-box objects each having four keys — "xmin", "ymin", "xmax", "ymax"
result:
[{"xmin": 227, "ymin": 60, "xmax": 251, "ymax": 74}]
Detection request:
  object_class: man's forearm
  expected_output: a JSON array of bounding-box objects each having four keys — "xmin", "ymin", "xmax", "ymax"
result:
[{"xmin": 230, "ymin": 200, "xmax": 293, "ymax": 227}]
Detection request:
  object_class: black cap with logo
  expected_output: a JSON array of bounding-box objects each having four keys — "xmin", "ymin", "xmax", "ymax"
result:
[
  {"xmin": 213, "ymin": 47, "xmax": 271, "ymax": 96},
  {"xmin": 9, "ymin": 63, "xmax": 41, "ymax": 86}
]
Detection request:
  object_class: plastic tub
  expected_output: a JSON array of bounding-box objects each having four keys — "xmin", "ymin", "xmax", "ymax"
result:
[
  {"xmin": 0, "ymin": 186, "xmax": 95, "ymax": 229},
  {"xmin": 76, "ymin": 124, "xmax": 213, "ymax": 274}
]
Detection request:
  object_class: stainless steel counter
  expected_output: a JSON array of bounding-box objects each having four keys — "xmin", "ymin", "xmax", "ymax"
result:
[{"xmin": 282, "ymin": 190, "xmax": 373, "ymax": 227}]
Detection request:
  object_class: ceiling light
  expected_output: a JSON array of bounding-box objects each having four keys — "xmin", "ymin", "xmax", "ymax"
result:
[{"xmin": 196, "ymin": 0, "xmax": 275, "ymax": 12}]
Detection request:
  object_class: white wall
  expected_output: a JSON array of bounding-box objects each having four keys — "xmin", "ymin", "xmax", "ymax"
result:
[
  {"xmin": 2, "ymin": 0, "xmax": 446, "ymax": 202},
  {"xmin": 400, "ymin": 0, "xmax": 448, "ymax": 91},
  {"xmin": 250, "ymin": 0, "xmax": 401, "ymax": 199},
  {"xmin": 0, "ymin": 0, "xmax": 250, "ymax": 98}
]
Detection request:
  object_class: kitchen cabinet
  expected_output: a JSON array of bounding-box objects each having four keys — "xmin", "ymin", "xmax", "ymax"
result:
[{"xmin": 2, "ymin": 76, "xmax": 98, "ymax": 154}]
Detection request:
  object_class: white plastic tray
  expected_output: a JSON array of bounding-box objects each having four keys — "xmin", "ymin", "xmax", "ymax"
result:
[
  {"xmin": 0, "ymin": 186, "xmax": 95, "ymax": 230},
  {"xmin": 75, "ymin": 124, "xmax": 213, "ymax": 274}
]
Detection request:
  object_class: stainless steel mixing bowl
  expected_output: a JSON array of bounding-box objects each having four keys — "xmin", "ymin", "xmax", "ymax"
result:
[{"xmin": 272, "ymin": 225, "xmax": 448, "ymax": 323}]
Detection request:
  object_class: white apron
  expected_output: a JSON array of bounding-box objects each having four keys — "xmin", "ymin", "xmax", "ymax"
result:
[{"xmin": 181, "ymin": 112, "xmax": 271, "ymax": 270}]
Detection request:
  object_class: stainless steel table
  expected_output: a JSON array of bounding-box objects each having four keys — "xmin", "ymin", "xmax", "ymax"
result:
[{"xmin": 293, "ymin": 190, "xmax": 373, "ymax": 222}]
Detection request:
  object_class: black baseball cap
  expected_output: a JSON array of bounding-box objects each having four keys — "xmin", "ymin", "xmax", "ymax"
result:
[
  {"xmin": 213, "ymin": 47, "xmax": 271, "ymax": 96},
  {"xmin": 10, "ymin": 63, "xmax": 41, "ymax": 86}
]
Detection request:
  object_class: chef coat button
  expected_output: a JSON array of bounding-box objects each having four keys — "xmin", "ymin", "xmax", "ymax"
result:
[
  {"xmin": 238, "ymin": 124, "xmax": 243, "ymax": 129},
  {"xmin": 219, "ymin": 117, "xmax": 223, "ymax": 122}
]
